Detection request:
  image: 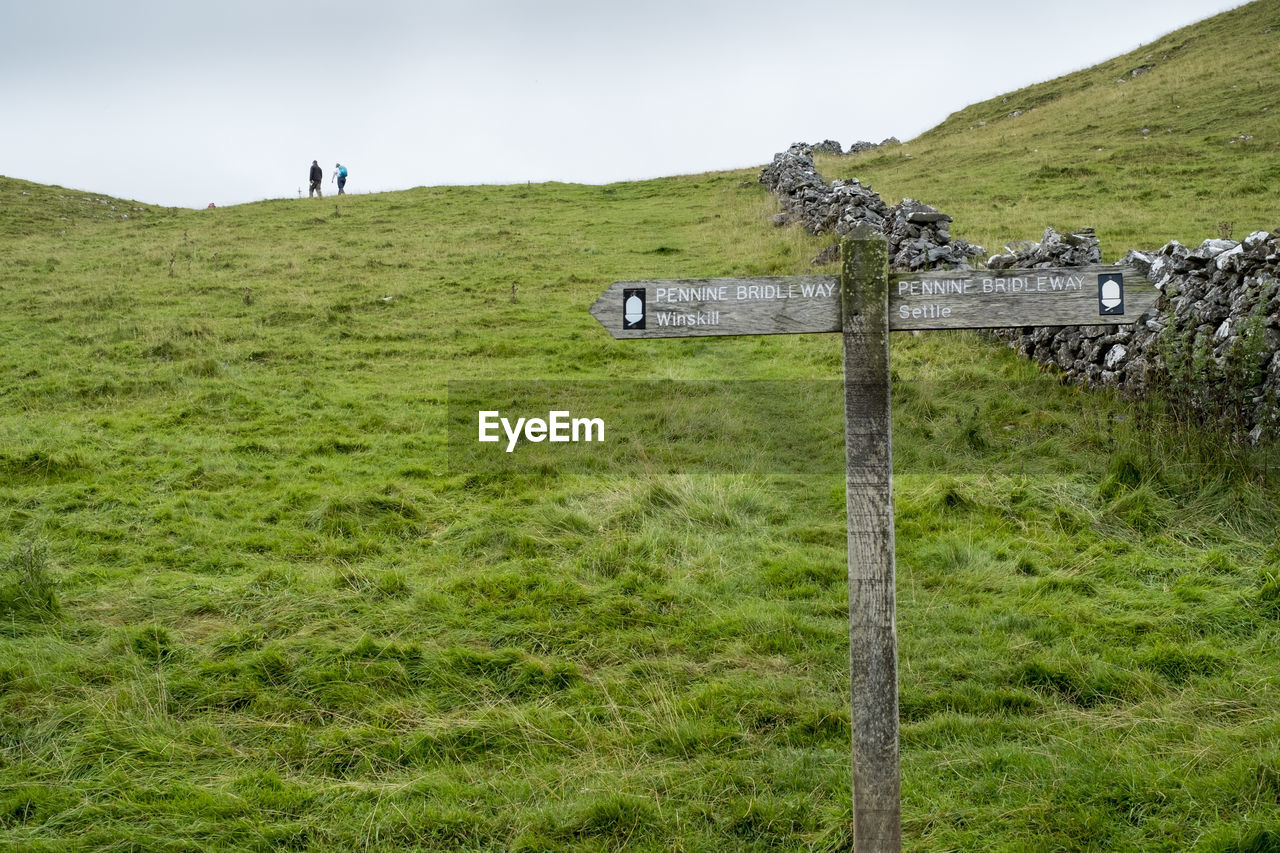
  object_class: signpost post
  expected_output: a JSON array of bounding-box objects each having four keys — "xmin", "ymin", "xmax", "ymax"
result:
[
  {"xmin": 590, "ymin": 225, "xmax": 1158, "ymax": 851},
  {"xmin": 840, "ymin": 227, "xmax": 899, "ymax": 849}
]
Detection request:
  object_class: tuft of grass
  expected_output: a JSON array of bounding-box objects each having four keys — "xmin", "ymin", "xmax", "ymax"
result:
[{"xmin": 0, "ymin": 540, "xmax": 60, "ymax": 622}]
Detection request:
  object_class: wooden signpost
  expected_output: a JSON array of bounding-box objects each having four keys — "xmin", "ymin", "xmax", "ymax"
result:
[{"xmin": 590, "ymin": 224, "xmax": 1159, "ymax": 852}]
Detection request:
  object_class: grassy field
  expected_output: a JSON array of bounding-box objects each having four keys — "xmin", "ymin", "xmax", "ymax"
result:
[{"xmin": 4, "ymin": 4, "xmax": 1280, "ymax": 852}]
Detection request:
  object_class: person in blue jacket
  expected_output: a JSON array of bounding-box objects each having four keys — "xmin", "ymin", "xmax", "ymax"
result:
[{"xmin": 331, "ymin": 163, "xmax": 348, "ymax": 195}]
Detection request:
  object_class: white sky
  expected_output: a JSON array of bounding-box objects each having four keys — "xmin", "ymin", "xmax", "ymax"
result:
[{"xmin": 5, "ymin": 0, "xmax": 1241, "ymax": 208}]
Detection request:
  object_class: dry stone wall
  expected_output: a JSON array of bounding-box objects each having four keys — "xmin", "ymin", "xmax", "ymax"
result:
[
  {"xmin": 761, "ymin": 142, "xmax": 1280, "ymax": 441},
  {"xmin": 759, "ymin": 143, "xmax": 983, "ymax": 270},
  {"xmin": 1002, "ymin": 230, "xmax": 1280, "ymax": 442}
]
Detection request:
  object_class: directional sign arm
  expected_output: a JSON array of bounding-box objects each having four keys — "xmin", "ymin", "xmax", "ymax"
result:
[
  {"xmin": 888, "ymin": 264, "xmax": 1158, "ymax": 330},
  {"xmin": 590, "ymin": 276, "xmax": 841, "ymax": 338}
]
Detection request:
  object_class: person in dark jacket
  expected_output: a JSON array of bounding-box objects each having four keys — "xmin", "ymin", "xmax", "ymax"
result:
[{"xmin": 308, "ymin": 160, "xmax": 323, "ymax": 197}]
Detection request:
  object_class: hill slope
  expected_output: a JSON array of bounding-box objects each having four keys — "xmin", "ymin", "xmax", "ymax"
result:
[
  {"xmin": 820, "ymin": 0, "xmax": 1280, "ymax": 255},
  {"xmin": 0, "ymin": 175, "xmax": 160, "ymax": 238}
]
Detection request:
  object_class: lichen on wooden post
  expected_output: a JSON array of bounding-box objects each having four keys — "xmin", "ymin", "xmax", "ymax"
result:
[{"xmin": 840, "ymin": 225, "xmax": 900, "ymax": 852}]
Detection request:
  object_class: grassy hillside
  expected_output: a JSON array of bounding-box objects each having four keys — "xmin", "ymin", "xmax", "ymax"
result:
[
  {"xmin": 819, "ymin": 0, "xmax": 1280, "ymax": 256},
  {"xmin": 3, "ymin": 5, "xmax": 1280, "ymax": 851}
]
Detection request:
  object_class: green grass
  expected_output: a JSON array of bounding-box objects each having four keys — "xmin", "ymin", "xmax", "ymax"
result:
[{"xmin": 3, "ymin": 4, "xmax": 1280, "ymax": 850}]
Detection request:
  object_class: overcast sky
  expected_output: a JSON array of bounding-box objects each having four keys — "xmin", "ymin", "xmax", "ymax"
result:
[{"xmin": 5, "ymin": 0, "xmax": 1241, "ymax": 208}]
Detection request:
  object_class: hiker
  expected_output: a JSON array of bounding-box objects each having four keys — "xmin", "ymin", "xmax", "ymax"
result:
[
  {"xmin": 331, "ymin": 162, "xmax": 348, "ymax": 195},
  {"xmin": 308, "ymin": 160, "xmax": 323, "ymax": 197}
]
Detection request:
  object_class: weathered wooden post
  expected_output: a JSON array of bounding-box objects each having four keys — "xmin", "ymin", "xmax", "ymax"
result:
[
  {"xmin": 841, "ymin": 226, "xmax": 900, "ymax": 850},
  {"xmin": 587, "ymin": 229, "xmax": 1158, "ymax": 850}
]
